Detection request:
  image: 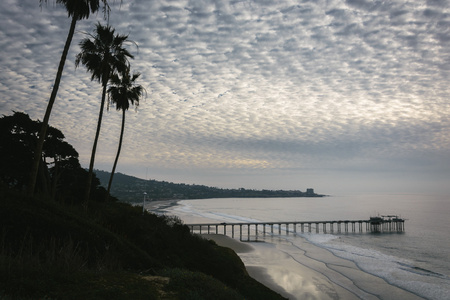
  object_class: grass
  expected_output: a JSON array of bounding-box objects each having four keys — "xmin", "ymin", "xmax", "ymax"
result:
[
  {"xmin": 160, "ymin": 268, "xmax": 243, "ymax": 300},
  {"xmin": 0, "ymin": 188, "xmax": 286, "ymax": 299}
]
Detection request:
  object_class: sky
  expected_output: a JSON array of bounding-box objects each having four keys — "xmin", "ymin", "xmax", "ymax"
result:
[{"xmin": 1, "ymin": 0, "xmax": 450, "ymax": 196}]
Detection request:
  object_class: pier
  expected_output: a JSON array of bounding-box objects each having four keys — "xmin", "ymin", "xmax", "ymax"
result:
[{"xmin": 186, "ymin": 215, "xmax": 405, "ymax": 241}]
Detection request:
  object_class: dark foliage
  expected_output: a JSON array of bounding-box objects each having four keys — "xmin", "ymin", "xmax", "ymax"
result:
[
  {"xmin": 161, "ymin": 268, "xmax": 244, "ymax": 300},
  {"xmin": 0, "ymin": 111, "xmax": 285, "ymax": 299},
  {"xmin": 0, "ymin": 112, "xmax": 40, "ymax": 190},
  {"xmin": 0, "ymin": 189, "xmax": 286, "ymax": 299},
  {"xmin": 0, "ymin": 112, "xmax": 116, "ymax": 204}
]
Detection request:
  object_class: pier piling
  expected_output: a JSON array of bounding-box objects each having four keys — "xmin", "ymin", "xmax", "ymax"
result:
[{"xmin": 187, "ymin": 215, "xmax": 405, "ymax": 240}]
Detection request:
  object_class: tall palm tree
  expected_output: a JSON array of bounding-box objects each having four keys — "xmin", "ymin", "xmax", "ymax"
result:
[
  {"xmin": 28, "ymin": 0, "xmax": 110, "ymax": 196},
  {"xmin": 75, "ymin": 23, "xmax": 134, "ymax": 206},
  {"xmin": 106, "ymin": 70, "xmax": 144, "ymax": 200}
]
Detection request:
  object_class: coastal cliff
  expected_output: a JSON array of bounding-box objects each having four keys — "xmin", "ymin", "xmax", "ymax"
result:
[{"xmin": 0, "ymin": 188, "xmax": 286, "ymax": 299}]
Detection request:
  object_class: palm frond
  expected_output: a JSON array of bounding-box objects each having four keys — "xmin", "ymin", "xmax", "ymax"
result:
[
  {"xmin": 107, "ymin": 70, "xmax": 145, "ymax": 112},
  {"xmin": 41, "ymin": 0, "xmax": 111, "ymax": 21},
  {"xmin": 76, "ymin": 22, "xmax": 135, "ymax": 85}
]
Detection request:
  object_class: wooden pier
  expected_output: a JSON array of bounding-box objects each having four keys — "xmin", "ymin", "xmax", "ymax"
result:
[{"xmin": 186, "ymin": 215, "xmax": 405, "ymax": 241}]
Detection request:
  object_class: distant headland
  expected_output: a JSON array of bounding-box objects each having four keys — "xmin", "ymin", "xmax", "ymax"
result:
[{"xmin": 95, "ymin": 170, "xmax": 325, "ymax": 203}]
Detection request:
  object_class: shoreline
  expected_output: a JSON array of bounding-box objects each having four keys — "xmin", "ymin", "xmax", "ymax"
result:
[
  {"xmin": 147, "ymin": 200, "xmax": 354, "ymax": 299},
  {"xmin": 203, "ymin": 234, "xmax": 423, "ymax": 300},
  {"xmin": 204, "ymin": 234, "xmax": 359, "ymax": 300},
  {"xmin": 147, "ymin": 199, "xmax": 424, "ymax": 300},
  {"xmin": 145, "ymin": 199, "xmax": 181, "ymax": 214},
  {"xmin": 202, "ymin": 234, "xmax": 296, "ymax": 299}
]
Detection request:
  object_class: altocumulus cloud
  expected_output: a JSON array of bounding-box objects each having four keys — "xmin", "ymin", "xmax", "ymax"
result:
[{"xmin": 0, "ymin": 0, "xmax": 449, "ymax": 194}]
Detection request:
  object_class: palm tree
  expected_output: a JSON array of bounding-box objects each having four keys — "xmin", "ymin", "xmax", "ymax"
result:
[
  {"xmin": 28, "ymin": 0, "xmax": 110, "ymax": 196},
  {"xmin": 75, "ymin": 23, "xmax": 134, "ymax": 206},
  {"xmin": 106, "ymin": 70, "xmax": 144, "ymax": 200}
]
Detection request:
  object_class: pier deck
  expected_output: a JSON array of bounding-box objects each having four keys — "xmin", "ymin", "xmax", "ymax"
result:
[{"xmin": 186, "ymin": 215, "xmax": 405, "ymax": 241}]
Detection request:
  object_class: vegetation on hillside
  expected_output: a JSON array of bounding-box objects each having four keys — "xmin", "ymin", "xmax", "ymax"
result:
[
  {"xmin": 95, "ymin": 170, "xmax": 323, "ymax": 202},
  {"xmin": 0, "ymin": 112, "xmax": 114, "ymax": 205},
  {"xmin": 0, "ymin": 112, "xmax": 286, "ymax": 298},
  {"xmin": 0, "ymin": 188, "xmax": 286, "ymax": 299}
]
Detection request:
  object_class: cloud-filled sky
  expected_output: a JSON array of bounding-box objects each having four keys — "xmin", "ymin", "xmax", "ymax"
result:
[{"xmin": 1, "ymin": 0, "xmax": 449, "ymax": 195}]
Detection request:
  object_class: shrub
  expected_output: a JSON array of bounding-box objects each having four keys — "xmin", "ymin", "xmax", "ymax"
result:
[{"xmin": 161, "ymin": 268, "xmax": 244, "ymax": 300}]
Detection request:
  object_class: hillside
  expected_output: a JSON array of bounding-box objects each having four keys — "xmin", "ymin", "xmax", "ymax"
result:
[
  {"xmin": 95, "ymin": 170, "xmax": 324, "ymax": 202},
  {"xmin": 0, "ymin": 188, "xmax": 286, "ymax": 300},
  {"xmin": 0, "ymin": 111, "xmax": 287, "ymax": 299}
]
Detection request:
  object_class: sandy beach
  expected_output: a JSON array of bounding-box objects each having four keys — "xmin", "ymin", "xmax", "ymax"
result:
[
  {"xmin": 202, "ymin": 234, "xmax": 423, "ymax": 300},
  {"xmin": 203, "ymin": 234, "xmax": 357, "ymax": 300},
  {"xmin": 147, "ymin": 200, "xmax": 424, "ymax": 300}
]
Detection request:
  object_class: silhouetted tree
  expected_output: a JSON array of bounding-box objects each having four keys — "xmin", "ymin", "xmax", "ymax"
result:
[
  {"xmin": 1, "ymin": 112, "xmax": 112, "ymax": 204},
  {"xmin": 1, "ymin": 112, "xmax": 77, "ymax": 194},
  {"xmin": 1, "ymin": 112, "xmax": 39, "ymax": 190},
  {"xmin": 29, "ymin": 0, "xmax": 110, "ymax": 196},
  {"xmin": 45, "ymin": 131, "xmax": 78, "ymax": 200},
  {"xmin": 75, "ymin": 23, "xmax": 134, "ymax": 207},
  {"xmin": 106, "ymin": 70, "xmax": 145, "ymax": 200}
]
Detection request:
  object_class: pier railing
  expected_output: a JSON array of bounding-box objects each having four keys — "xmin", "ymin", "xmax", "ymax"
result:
[{"xmin": 186, "ymin": 216, "xmax": 405, "ymax": 241}]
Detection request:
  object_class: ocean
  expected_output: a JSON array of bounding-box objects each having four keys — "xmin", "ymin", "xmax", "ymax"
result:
[{"xmin": 149, "ymin": 194, "xmax": 450, "ymax": 300}]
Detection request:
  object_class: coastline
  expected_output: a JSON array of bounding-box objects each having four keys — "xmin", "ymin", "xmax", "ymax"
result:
[
  {"xmin": 146, "ymin": 200, "xmax": 346, "ymax": 299},
  {"xmin": 147, "ymin": 199, "xmax": 424, "ymax": 300},
  {"xmin": 202, "ymin": 234, "xmax": 295, "ymax": 299},
  {"xmin": 204, "ymin": 234, "xmax": 358, "ymax": 300},
  {"xmin": 145, "ymin": 199, "xmax": 181, "ymax": 214},
  {"xmin": 203, "ymin": 233, "xmax": 424, "ymax": 300}
]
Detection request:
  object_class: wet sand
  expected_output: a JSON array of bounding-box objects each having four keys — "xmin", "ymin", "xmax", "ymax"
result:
[
  {"xmin": 145, "ymin": 200, "xmax": 181, "ymax": 214},
  {"xmin": 147, "ymin": 200, "xmax": 423, "ymax": 300},
  {"xmin": 203, "ymin": 234, "xmax": 358, "ymax": 300},
  {"xmin": 203, "ymin": 234, "xmax": 423, "ymax": 300}
]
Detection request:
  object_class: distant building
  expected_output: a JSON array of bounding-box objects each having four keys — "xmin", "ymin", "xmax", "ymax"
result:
[{"xmin": 306, "ymin": 188, "xmax": 314, "ymax": 195}]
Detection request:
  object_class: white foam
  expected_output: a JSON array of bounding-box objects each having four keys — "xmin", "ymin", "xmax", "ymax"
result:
[
  {"xmin": 303, "ymin": 235, "xmax": 449, "ymax": 300},
  {"xmin": 300, "ymin": 233, "xmax": 339, "ymax": 244},
  {"xmin": 163, "ymin": 199, "xmax": 450, "ymax": 300}
]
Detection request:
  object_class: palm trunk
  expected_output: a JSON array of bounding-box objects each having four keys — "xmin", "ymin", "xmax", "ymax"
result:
[
  {"xmin": 83, "ymin": 83, "xmax": 108, "ymax": 207},
  {"xmin": 51, "ymin": 160, "xmax": 59, "ymax": 201},
  {"xmin": 106, "ymin": 109, "xmax": 126, "ymax": 201},
  {"xmin": 37, "ymin": 158, "xmax": 50, "ymax": 196},
  {"xmin": 28, "ymin": 15, "xmax": 78, "ymax": 196}
]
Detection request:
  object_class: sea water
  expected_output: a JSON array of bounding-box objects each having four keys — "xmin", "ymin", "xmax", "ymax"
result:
[{"xmin": 151, "ymin": 194, "xmax": 450, "ymax": 300}]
